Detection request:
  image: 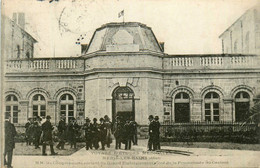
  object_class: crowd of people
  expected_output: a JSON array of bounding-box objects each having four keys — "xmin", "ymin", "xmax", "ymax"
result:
[
  {"xmin": 24, "ymin": 114, "xmax": 146, "ymax": 155},
  {"xmin": 4, "ymin": 113, "xmax": 160, "ymax": 167}
]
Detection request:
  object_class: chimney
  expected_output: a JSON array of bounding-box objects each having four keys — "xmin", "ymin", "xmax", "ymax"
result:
[
  {"xmin": 12, "ymin": 12, "xmax": 25, "ymax": 29},
  {"xmin": 159, "ymin": 42, "xmax": 165, "ymax": 52},
  {"xmin": 81, "ymin": 44, "xmax": 89, "ymax": 54}
]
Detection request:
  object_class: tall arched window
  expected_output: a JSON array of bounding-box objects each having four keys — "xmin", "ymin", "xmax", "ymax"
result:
[
  {"xmin": 235, "ymin": 91, "xmax": 250, "ymax": 122},
  {"xmin": 5, "ymin": 95, "xmax": 19, "ymax": 123},
  {"xmin": 174, "ymin": 92, "xmax": 190, "ymax": 123},
  {"xmin": 32, "ymin": 94, "xmax": 46, "ymax": 117},
  {"xmin": 204, "ymin": 92, "xmax": 220, "ymax": 122},
  {"xmin": 60, "ymin": 94, "xmax": 74, "ymax": 123}
]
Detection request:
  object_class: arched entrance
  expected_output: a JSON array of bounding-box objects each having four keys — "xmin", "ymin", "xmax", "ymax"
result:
[{"xmin": 112, "ymin": 87, "xmax": 135, "ymax": 123}]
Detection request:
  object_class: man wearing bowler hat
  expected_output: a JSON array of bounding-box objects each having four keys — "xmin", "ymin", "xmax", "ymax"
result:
[
  {"xmin": 4, "ymin": 113, "xmax": 17, "ymax": 168},
  {"xmin": 148, "ymin": 115, "xmax": 156, "ymax": 151},
  {"xmin": 41, "ymin": 115, "xmax": 57, "ymax": 155},
  {"xmin": 83, "ymin": 117, "xmax": 93, "ymax": 150}
]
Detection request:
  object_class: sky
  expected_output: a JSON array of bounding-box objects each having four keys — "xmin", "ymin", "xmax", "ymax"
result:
[{"xmin": 2, "ymin": 0, "xmax": 260, "ymax": 57}]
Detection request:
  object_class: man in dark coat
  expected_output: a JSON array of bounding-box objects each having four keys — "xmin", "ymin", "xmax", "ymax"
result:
[
  {"xmin": 148, "ymin": 115, "xmax": 156, "ymax": 151},
  {"xmin": 98, "ymin": 118, "xmax": 107, "ymax": 150},
  {"xmin": 104, "ymin": 115, "xmax": 112, "ymax": 148},
  {"xmin": 33, "ymin": 116, "xmax": 42, "ymax": 149},
  {"xmin": 25, "ymin": 117, "xmax": 34, "ymax": 145},
  {"xmin": 154, "ymin": 116, "xmax": 161, "ymax": 150},
  {"xmin": 83, "ymin": 117, "xmax": 93, "ymax": 150},
  {"xmin": 67, "ymin": 117, "xmax": 80, "ymax": 149},
  {"xmin": 41, "ymin": 115, "xmax": 57, "ymax": 155},
  {"xmin": 91, "ymin": 118, "xmax": 99, "ymax": 149},
  {"xmin": 113, "ymin": 116, "xmax": 124, "ymax": 149},
  {"xmin": 56, "ymin": 115, "xmax": 66, "ymax": 150},
  {"xmin": 4, "ymin": 113, "xmax": 17, "ymax": 168},
  {"xmin": 124, "ymin": 120, "xmax": 132, "ymax": 150},
  {"xmin": 130, "ymin": 117, "xmax": 138, "ymax": 145}
]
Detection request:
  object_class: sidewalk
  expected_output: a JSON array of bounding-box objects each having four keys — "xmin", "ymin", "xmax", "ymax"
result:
[{"xmin": 11, "ymin": 139, "xmax": 260, "ymax": 168}]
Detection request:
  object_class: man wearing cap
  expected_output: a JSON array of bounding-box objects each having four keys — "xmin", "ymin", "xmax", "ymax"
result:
[
  {"xmin": 129, "ymin": 117, "xmax": 138, "ymax": 145},
  {"xmin": 83, "ymin": 117, "xmax": 93, "ymax": 150},
  {"xmin": 113, "ymin": 116, "xmax": 124, "ymax": 149},
  {"xmin": 34, "ymin": 116, "xmax": 42, "ymax": 149},
  {"xmin": 98, "ymin": 118, "xmax": 107, "ymax": 150},
  {"xmin": 4, "ymin": 113, "xmax": 17, "ymax": 168},
  {"xmin": 25, "ymin": 117, "xmax": 34, "ymax": 145},
  {"xmin": 67, "ymin": 117, "xmax": 79, "ymax": 149},
  {"xmin": 56, "ymin": 115, "xmax": 66, "ymax": 150},
  {"xmin": 41, "ymin": 115, "xmax": 57, "ymax": 155},
  {"xmin": 148, "ymin": 115, "xmax": 156, "ymax": 151},
  {"xmin": 154, "ymin": 116, "xmax": 161, "ymax": 150},
  {"xmin": 91, "ymin": 118, "xmax": 99, "ymax": 149},
  {"xmin": 124, "ymin": 120, "xmax": 132, "ymax": 150},
  {"xmin": 104, "ymin": 115, "xmax": 112, "ymax": 148}
]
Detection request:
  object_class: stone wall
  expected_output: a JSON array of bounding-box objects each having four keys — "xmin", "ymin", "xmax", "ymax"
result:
[{"xmin": 163, "ymin": 73, "xmax": 260, "ymax": 122}]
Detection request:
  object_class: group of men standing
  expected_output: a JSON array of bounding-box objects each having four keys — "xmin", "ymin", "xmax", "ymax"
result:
[
  {"xmin": 148, "ymin": 115, "xmax": 161, "ymax": 151},
  {"xmin": 25, "ymin": 115, "xmax": 58, "ymax": 155},
  {"xmin": 81, "ymin": 115, "xmax": 138, "ymax": 150}
]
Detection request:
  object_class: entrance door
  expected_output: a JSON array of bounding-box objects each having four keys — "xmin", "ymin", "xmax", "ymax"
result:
[
  {"xmin": 175, "ymin": 103, "xmax": 190, "ymax": 123},
  {"xmin": 112, "ymin": 87, "xmax": 135, "ymax": 123},
  {"xmin": 174, "ymin": 92, "xmax": 190, "ymax": 123},
  {"xmin": 235, "ymin": 91, "xmax": 250, "ymax": 122},
  {"xmin": 235, "ymin": 102, "xmax": 249, "ymax": 122}
]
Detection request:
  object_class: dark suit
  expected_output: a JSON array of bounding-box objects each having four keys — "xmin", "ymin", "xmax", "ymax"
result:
[
  {"xmin": 148, "ymin": 120, "xmax": 156, "ymax": 150},
  {"xmin": 56, "ymin": 119, "xmax": 66, "ymax": 149},
  {"xmin": 113, "ymin": 121, "xmax": 124, "ymax": 149},
  {"xmin": 99, "ymin": 122, "xmax": 107, "ymax": 150},
  {"xmin": 154, "ymin": 120, "xmax": 161, "ymax": 150},
  {"xmin": 42, "ymin": 120, "xmax": 55, "ymax": 154},
  {"xmin": 130, "ymin": 121, "xmax": 138, "ymax": 145},
  {"xmin": 33, "ymin": 121, "xmax": 42, "ymax": 149},
  {"xmin": 67, "ymin": 122, "xmax": 80, "ymax": 148},
  {"xmin": 83, "ymin": 123, "xmax": 93, "ymax": 150},
  {"xmin": 92, "ymin": 122, "xmax": 99, "ymax": 149},
  {"xmin": 124, "ymin": 122, "xmax": 132, "ymax": 150},
  {"xmin": 4, "ymin": 120, "xmax": 17, "ymax": 167}
]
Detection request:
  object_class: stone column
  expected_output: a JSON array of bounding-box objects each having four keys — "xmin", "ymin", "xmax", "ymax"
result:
[
  {"xmin": 192, "ymin": 99, "xmax": 202, "ymax": 121},
  {"xmin": 47, "ymin": 100, "xmax": 57, "ymax": 125},
  {"xmin": 223, "ymin": 98, "xmax": 233, "ymax": 122},
  {"xmin": 76, "ymin": 100, "xmax": 85, "ymax": 125},
  {"xmin": 163, "ymin": 99, "xmax": 172, "ymax": 122},
  {"xmin": 19, "ymin": 100, "xmax": 29, "ymax": 125}
]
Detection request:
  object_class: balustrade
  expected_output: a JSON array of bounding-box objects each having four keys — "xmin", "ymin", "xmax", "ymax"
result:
[
  {"xmin": 57, "ymin": 60, "xmax": 76, "ymax": 69},
  {"xmin": 29, "ymin": 60, "xmax": 49, "ymax": 69},
  {"xmin": 164, "ymin": 55, "xmax": 258, "ymax": 69}
]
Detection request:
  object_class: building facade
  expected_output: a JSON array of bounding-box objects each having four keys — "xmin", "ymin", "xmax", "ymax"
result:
[
  {"xmin": 219, "ymin": 4, "xmax": 260, "ymax": 55},
  {"xmin": 3, "ymin": 16, "xmax": 260, "ymax": 126}
]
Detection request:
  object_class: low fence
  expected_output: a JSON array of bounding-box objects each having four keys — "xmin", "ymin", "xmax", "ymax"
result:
[{"xmin": 159, "ymin": 121, "xmax": 259, "ymax": 144}]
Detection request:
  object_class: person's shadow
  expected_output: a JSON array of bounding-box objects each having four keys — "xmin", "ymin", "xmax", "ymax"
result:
[{"xmin": 154, "ymin": 149, "xmax": 193, "ymax": 156}]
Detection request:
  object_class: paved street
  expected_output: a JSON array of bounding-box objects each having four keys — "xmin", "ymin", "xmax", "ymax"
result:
[{"xmin": 12, "ymin": 139, "xmax": 260, "ymax": 168}]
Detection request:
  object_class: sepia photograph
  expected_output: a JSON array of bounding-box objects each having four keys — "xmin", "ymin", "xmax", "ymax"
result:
[{"xmin": 1, "ymin": 0, "xmax": 260, "ymax": 167}]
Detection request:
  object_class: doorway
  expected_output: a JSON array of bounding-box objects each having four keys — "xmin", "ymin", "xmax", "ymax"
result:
[{"xmin": 112, "ymin": 87, "xmax": 135, "ymax": 123}]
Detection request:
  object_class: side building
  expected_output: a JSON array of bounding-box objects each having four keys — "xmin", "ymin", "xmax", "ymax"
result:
[{"xmin": 219, "ymin": 4, "xmax": 260, "ymax": 55}]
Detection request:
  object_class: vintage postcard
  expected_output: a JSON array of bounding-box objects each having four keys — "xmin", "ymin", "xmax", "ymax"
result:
[{"xmin": 1, "ymin": 0, "xmax": 260, "ymax": 167}]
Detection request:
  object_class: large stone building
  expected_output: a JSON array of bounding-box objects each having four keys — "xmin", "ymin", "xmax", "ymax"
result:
[
  {"xmin": 219, "ymin": 4, "xmax": 260, "ymax": 55},
  {"xmin": 3, "ymin": 11, "xmax": 260, "ymax": 126}
]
